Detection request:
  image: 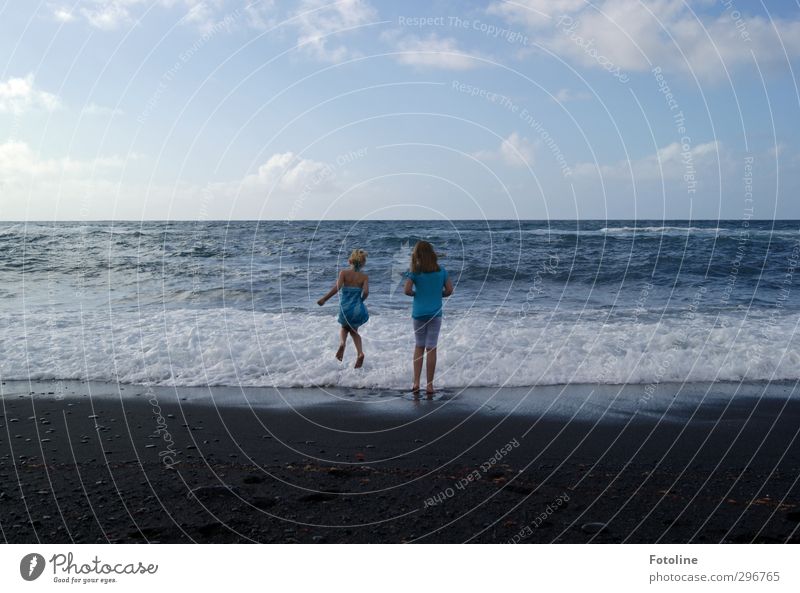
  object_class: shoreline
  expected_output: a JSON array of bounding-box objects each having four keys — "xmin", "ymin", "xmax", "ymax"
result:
[{"xmin": 1, "ymin": 381, "xmax": 799, "ymax": 543}]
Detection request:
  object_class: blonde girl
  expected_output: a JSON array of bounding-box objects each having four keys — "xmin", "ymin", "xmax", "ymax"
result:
[{"xmin": 318, "ymin": 249, "xmax": 369, "ymax": 368}]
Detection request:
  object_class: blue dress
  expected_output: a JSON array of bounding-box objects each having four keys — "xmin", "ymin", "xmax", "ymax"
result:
[{"xmin": 337, "ymin": 286, "xmax": 369, "ymax": 329}]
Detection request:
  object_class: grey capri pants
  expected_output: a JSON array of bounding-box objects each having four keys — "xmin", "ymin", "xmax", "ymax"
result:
[{"xmin": 413, "ymin": 316, "xmax": 442, "ymax": 349}]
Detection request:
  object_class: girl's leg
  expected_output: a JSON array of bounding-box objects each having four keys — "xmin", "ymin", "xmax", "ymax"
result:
[
  {"xmin": 425, "ymin": 347, "xmax": 437, "ymax": 396},
  {"xmin": 411, "ymin": 318, "xmax": 425, "ymax": 394},
  {"xmin": 336, "ymin": 327, "xmax": 348, "ymax": 360},
  {"xmin": 349, "ymin": 329, "xmax": 363, "ymax": 356},
  {"xmin": 424, "ymin": 317, "xmax": 442, "ymax": 396},
  {"xmin": 412, "ymin": 347, "xmax": 424, "ymax": 393},
  {"xmin": 350, "ymin": 328, "xmax": 365, "ymax": 368}
]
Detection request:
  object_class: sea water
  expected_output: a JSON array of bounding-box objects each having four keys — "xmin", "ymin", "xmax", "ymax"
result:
[{"xmin": 0, "ymin": 219, "xmax": 798, "ymax": 390}]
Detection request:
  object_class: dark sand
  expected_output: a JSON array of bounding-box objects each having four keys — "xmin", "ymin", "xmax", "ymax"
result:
[{"xmin": 1, "ymin": 381, "xmax": 800, "ymax": 543}]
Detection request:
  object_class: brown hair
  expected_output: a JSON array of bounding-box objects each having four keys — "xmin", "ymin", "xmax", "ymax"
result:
[
  {"xmin": 349, "ymin": 249, "xmax": 367, "ymax": 271},
  {"xmin": 410, "ymin": 241, "xmax": 440, "ymax": 274}
]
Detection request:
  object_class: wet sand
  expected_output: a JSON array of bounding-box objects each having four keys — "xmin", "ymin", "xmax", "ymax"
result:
[{"xmin": 1, "ymin": 381, "xmax": 799, "ymax": 543}]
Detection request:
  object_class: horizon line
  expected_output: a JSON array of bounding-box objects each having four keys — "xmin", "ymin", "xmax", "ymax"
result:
[{"xmin": 2, "ymin": 218, "xmax": 797, "ymax": 223}]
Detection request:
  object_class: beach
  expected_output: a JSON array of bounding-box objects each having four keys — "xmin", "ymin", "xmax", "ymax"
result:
[
  {"xmin": 2, "ymin": 380, "xmax": 799, "ymax": 543},
  {"xmin": 2, "ymin": 221, "xmax": 800, "ymax": 543}
]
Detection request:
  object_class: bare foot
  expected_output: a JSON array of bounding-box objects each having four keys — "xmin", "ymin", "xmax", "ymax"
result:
[
  {"xmin": 335, "ymin": 344, "xmax": 345, "ymax": 361},
  {"xmin": 411, "ymin": 385, "xmax": 420, "ymax": 399},
  {"xmin": 354, "ymin": 353, "xmax": 365, "ymax": 369},
  {"xmin": 426, "ymin": 386, "xmax": 435, "ymax": 400}
]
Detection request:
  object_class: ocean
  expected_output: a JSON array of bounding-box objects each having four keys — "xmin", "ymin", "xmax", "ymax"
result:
[{"xmin": 1, "ymin": 219, "xmax": 799, "ymax": 390}]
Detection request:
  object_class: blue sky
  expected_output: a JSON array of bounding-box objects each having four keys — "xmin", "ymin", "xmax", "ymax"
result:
[{"xmin": 1, "ymin": 0, "xmax": 799, "ymax": 220}]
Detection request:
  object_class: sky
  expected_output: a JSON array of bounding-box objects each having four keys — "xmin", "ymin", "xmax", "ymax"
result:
[{"xmin": 1, "ymin": 0, "xmax": 799, "ymax": 221}]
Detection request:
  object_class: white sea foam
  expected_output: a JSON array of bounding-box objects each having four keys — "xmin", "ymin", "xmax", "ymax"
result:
[
  {"xmin": 0, "ymin": 308, "xmax": 798, "ymax": 390},
  {"xmin": 599, "ymin": 226, "xmax": 723, "ymax": 234}
]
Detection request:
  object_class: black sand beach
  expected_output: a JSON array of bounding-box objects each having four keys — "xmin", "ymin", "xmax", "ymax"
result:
[{"xmin": 1, "ymin": 381, "xmax": 799, "ymax": 543}]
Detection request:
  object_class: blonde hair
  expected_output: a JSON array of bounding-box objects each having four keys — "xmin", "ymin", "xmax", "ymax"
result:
[
  {"xmin": 410, "ymin": 241, "xmax": 440, "ymax": 274},
  {"xmin": 349, "ymin": 249, "xmax": 368, "ymax": 271}
]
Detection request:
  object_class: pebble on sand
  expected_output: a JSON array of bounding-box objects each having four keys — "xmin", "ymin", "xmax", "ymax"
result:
[{"xmin": 581, "ymin": 522, "xmax": 608, "ymax": 534}]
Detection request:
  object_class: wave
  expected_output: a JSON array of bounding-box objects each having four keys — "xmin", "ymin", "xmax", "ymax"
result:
[
  {"xmin": 0, "ymin": 307, "xmax": 797, "ymax": 390},
  {"xmin": 598, "ymin": 226, "xmax": 800, "ymax": 240},
  {"xmin": 600, "ymin": 226, "xmax": 724, "ymax": 234},
  {"xmin": 421, "ymin": 226, "xmax": 799, "ymax": 240}
]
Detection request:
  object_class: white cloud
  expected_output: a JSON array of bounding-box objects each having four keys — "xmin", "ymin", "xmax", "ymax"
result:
[
  {"xmin": 488, "ymin": 0, "xmax": 800, "ymax": 82},
  {"xmin": 242, "ymin": 2, "xmax": 278, "ymax": 30},
  {"xmin": 81, "ymin": 102, "xmax": 125, "ymax": 116},
  {"xmin": 192, "ymin": 151, "xmax": 348, "ymax": 219},
  {"xmin": 56, "ymin": 0, "xmax": 234, "ymax": 32},
  {"xmin": 78, "ymin": 0, "xmax": 178, "ymax": 30},
  {"xmin": 0, "ymin": 143, "xmax": 343, "ymax": 220},
  {"xmin": 238, "ymin": 152, "xmax": 333, "ymax": 193},
  {"xmin": 487, "ymin": 0, "xmax": 586, "ymax": 29},
  {"xmin": 81, "ymin": 8, "xmax": 120, "ymax": 30},
  {"xmin": 53, "ymin": 1, "xmax": 374, "ymax": 63},
  {"xmin": 573, "ymin": 139, "xmax": 722, "ymax": 180},
  {"xmin": 0, "ymin": 141, "xmax": 128, "ymax": 176},
  {"xmin": 0, "ymin": 141, "xmax": 137, "ymax": 219},
  {"xmin": 553, "ymin": 87, "xmax": 590, "ymax": 102},
  {"xmin": 205, "ymin": 152, "xmax": 339, "ymax": 216},
  {"xmin": 182, "ymin": 1, "xmax": 219, "ymax": 32},
  {"xmin": 291, "ymin": 0, "xmax": 377, "ymax": 62},
  {"xmin": 474, "ymin": 132, "xmax": 536, "ymax": 167},
  {"xmin": 386, "ymin": 32, "xmax": 480, "ymax": 70},
  {"xmin": 52, "ymin": 6, "xmax": 76, "ymax": 22},
  {"xmin": 0, "ymin": 74, "xmax": 61, "ymax": 114}
]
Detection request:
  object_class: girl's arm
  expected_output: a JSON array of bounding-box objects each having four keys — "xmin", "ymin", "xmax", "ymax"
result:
[
  {"xmin": 403, "ymin": 278, "xmax": 415, "ymax": 297},
  {"xmin": 443, "ymin": 278, "xmax": 454, "ymax": 297},
  {"xmin": 361, "ymin": 276, "xmax": 369, "ymax": 301},
  {"xmin": 317, "ymin": 271, "xmax": 345, "ymax": 306}
]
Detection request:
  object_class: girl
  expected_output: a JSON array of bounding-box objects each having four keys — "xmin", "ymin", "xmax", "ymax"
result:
[
  {"xmin": 404, "ymin": 241, "xmax": 453, "ymax": 398},
  {"xmin": 318, "ymin": 249, "xmax": 369, "ymax": 368}
]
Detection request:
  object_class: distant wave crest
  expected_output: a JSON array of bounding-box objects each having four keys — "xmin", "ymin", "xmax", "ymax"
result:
[{"xmin": 600, "ymin": 226, "xmax": 723, "ymax": 234}]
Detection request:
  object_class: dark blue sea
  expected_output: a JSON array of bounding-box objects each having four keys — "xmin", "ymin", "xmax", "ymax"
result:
[{"xmin": 0, "ymin": 220, "xmax": 798, "ymax": 389}]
